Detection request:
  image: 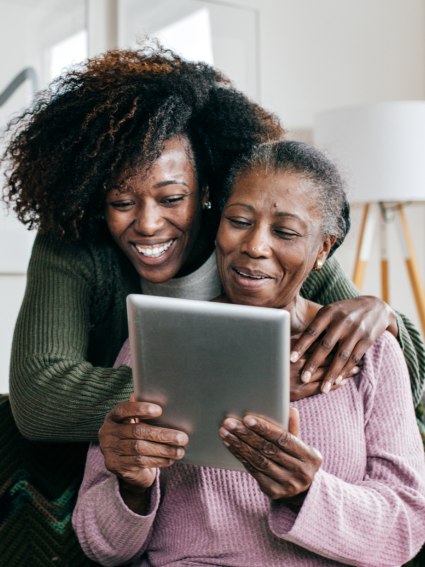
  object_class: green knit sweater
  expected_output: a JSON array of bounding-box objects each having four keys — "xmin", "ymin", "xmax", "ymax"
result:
[{"xmin": 9, "ymin": 233, "xmax": 425, "ymax": 442}]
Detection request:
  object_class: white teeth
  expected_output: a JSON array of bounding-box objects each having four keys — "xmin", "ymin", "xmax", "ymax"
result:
[
  {"xmin": 136, "ymin": 240, "xmax": 173, "ymax": 258},
  {"xmin": 237, "ymin": 270, "xmax": 266, "ymax": 280}
]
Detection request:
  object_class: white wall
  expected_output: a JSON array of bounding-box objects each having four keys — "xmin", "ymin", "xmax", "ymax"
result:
[
  {"xmin": 0, "ymin": 0, "xmax": 86, "ymax": 393},
  {"xmin": 221, "ymin": 0, "xmax": 425, "ymax": 334}
]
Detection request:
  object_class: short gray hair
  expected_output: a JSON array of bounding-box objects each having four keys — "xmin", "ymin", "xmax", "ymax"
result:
[{"xmin": 220, "ymin": 140, "xmax": 350, "ymax": 257}]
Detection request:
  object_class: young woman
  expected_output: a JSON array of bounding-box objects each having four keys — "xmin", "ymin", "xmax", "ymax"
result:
[{"xmin": 74, "ymin": 141, "xmax": 425, "ymax": 566}]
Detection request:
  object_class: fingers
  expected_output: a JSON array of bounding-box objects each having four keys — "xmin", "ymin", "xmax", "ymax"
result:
[
  {"xmin": 111, "ymin": 454, "xmax": 176, "ymax": 471},
  {"xmin": 105, "ymin": 421, "xmax": 189, "ymax": 446},
  {"xmin": 298, "ymin": 321, "xmax": 346, "ymax": 385},
  {"xmin": 108, "ymin": 401, "xmax": 162, "ymax": 423},
  {"xmin": 222, "ymin": 427, "xmax": 293, "ymax": 477},
  {"xmin": 222, "ymin": 416, "xmax": 310, "ymax": 461},
  {"xmin": 320, "ymin": 337, "xmax": 368, "ymax": 393},
  {"xmin": 112, "ymin": 438, "xmax": 186, "ymax": 460},
  {"xmin": 288, "ymin": 408, "xmax": 299, "ymax": 437},
  {"xmin": 129, "ymin": 393, "xmax": 135, "ymax": 402},
  {"xmin": 221, "ymin": 427, "xmax": 320, "ymax": 500},
  {"xmin": 224, "ymin": 441, "xmax": 289, "ymax": 498},
  {"xmin": 290, "ymin": 307, "xmax": 332, "ymax": 364}
]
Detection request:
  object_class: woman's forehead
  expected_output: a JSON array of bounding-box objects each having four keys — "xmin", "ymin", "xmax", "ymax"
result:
[
  {"xmin": 230, "ymin": 168, "xmax": 315, "ymax": 208},
  {"xmin": 112, "ymin": 137, "xmax": 197, "ymax": 188}
]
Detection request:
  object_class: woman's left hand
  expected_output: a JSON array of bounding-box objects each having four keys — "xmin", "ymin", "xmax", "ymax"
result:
[
  {"xmin": 219, "ymin": 409, "xmax": 322, "ymax": 511},
  {"xmin": 290, "ymin": 296, "xmax": 398, "ymax": 393}
]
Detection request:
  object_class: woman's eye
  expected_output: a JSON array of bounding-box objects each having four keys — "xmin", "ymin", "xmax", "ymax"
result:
[
  {"xmin": 229, "ymin": 218, "xmax": 251, "ymax": 228},
  {"xmin": 275, "ymin": 230, "xmax": 298, "ymax": 239},
  {"xmin": 110, "ymin": 201, "xmax": 134, "ymax": 209},
  {"xmin": 162, "ymin": 196, "xmax": 185, "ymax": 204}
]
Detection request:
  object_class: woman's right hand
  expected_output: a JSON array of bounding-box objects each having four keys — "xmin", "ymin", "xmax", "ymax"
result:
[
  {"xmin": 290, "ymin": 337, "xmax": 359, "ymax": 401},
  {"xmin": 98, "ymin": 401, "xmax": 188, "ymax": 509}
]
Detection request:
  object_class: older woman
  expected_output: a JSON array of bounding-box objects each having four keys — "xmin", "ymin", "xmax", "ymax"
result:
[{"xmin": 73, "ymin": 141, "xmax": 425, "ymax": 566}]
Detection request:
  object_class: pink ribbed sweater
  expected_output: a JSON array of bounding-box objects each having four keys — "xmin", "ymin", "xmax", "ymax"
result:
[{"xmin": 73, "ymin": 332, "xmax": 425, "ymax": 566}]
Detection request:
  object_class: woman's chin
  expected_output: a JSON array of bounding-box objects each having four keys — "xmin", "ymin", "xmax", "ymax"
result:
[{"xmin": 226, "ymin": 286, "xmax": 276, "ymax": 308}]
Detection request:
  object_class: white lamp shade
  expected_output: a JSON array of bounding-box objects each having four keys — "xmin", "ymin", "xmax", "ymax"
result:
[{"xmin": 314, "ymin": 102, "xmax": 425, "ymax": 203}]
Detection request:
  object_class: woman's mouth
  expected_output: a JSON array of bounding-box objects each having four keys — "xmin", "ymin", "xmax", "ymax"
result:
[
  {"xmin": 232, "ymin": 267, "xmax": 273, "ymax": 288},
  {"xmin": 135, "ymin": 239, "xmax": 174, "ymax": 258},
  {"xmin": 131, "ymin": 239, "xmax": 177, "ymax": 265}
]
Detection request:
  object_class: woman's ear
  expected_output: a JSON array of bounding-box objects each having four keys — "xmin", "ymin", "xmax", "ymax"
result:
[
  {"xmin": 314, "ymin": 235, "xmax": 336, "ymax": 269},
  {"xmin": 202, "ymin": 186, "xmax": 210, "ymax": 206}
]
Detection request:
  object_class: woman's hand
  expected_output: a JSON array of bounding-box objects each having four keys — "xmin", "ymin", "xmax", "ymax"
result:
[
  {"xmin": 290, "ymin": 296, "xmax": 397, "ymax": 394},
  {"xmin": 219, "ymin": 409, "xmax": 322, "ymax": 511},
  {"xmin": 289, "ymin": 337, "xmax": 359, "ymax": 401},
  {"xmin": 98, "ymin": 400, "xmax": 188, "ymax": 514}
]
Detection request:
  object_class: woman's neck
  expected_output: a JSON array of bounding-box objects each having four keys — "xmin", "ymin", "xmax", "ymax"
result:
[
  {"xmin": 176, "ymin": 225, "xmax": 215, "ymax": 278},
  {"xmin": 285, "ymin": 295, "xmax": 322, "ymax": 335}
]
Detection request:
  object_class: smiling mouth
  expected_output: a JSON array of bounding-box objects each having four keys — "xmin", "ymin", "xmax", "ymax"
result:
[
  {"xmin": 234, "ymin": 269, "xmax": 271, "ymax": 280},
  {"xmin": 135, "ymin": 239, "xmax": 174, "ymax": 258}
]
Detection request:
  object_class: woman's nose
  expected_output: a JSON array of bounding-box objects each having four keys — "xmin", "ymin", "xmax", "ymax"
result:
[
  {"xmin": 241, "ymin": 228, "xmax": 272, "ymax": 258},
  {"xmin": 134, "ymin": 201, "xmax": 165, "ymax": 235}
]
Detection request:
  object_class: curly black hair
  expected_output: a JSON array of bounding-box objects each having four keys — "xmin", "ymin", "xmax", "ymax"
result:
[
  {"xmin": 1, "ymin": 44, "xmax": 283, "ymax": 242},
  {"xmin": 221, "ymin": 140, "xmax": 350, "ymax": 257}
]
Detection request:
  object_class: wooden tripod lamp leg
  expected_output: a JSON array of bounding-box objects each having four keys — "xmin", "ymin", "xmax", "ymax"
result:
[
  {"xmin": 379, "ymin": 209, "xmax": 389, "ymax": 304},
  {"xmin": 395, "ymin": 205, "xmax": 425, "ymax": 336},
  {"xmin": 353, "ymin": 203, "xmax": 377, "ymax": 291}
]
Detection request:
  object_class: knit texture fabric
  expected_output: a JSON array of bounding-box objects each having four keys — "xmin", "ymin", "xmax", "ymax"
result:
[
  {"xmin": 5, "ymin": 233, "xmax": 425, "ymax": 565},
  {"xmin": 73, "ymin": 332, "xmax": 425, "ymax": 567}
]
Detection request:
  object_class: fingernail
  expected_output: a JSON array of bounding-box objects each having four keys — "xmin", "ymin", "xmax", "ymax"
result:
[
  {"xmin": 223, "ymin": 440, "xmax": 230, "ymax": 448},
  {"xmin": 341, "ymin": 379, "xmax": 347, "ymax": 385},
  {"xmin": 353, "ymin": 366, "xmax": 360, "ymax": 374},
  {"xmin": 301, "ymin": 371, "xmax": 311, "ymax": 383},
  {"xmin": 176, "ymin": 448, "xmax": 184, "ymax": 458},
  {"xmin": 220, "ymin": 428, "xmax": 229, "ymax": 437},
  {"xmin": 176, "ymin": 433, "xmax": 187, "ymax": 445},
  {"xmin": 323, "ymin": 381, "xmax": 331, "ymax": 394},
  {"xmin": 290, "ymin": 351, "xmax": 299, "ymax": 363},
  {"xmin": 225, "ymin": 419, "xmax": 238, "ymax": 430},
  {"xmin": 147, "ymin": 405, "xmax": 158, "ymax": 415},
  {"xmin": 335, "ymin": 375, "xmax": 343, "ymax": 385},
  {"xmin": 244, "ymin": 416, "xmax": 256, "ymax": 427}
]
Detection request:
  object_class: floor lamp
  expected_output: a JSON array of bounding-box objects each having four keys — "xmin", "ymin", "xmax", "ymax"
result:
[{"xmin": 315, "ymin": 102, "xmax": 425, "ymax": 335}]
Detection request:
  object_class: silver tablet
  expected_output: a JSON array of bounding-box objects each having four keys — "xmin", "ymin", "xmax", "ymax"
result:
[{"xmin": 127, "ymin": 294, "xmax": 290, "ymax": 472}]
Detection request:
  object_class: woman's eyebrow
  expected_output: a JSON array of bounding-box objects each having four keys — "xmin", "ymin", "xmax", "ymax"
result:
[
  {"xmin": 275, "ymin": 211, "xmax": 302, "ymax": 221},
  {"xmin": 153, "ymin": 180, "xmax": 189, "ymax": 189},
  {"xmin": 226, "ymin": 203, "xmax": 255, "ymax": 211}
]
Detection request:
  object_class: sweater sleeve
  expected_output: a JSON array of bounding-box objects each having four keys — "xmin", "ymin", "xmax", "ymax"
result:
[
  {"xmin": 72, "ymin": 443, "xmax": 160, "ymax": 566},
  {"xmin": 269, "ymin": 333, "xmax": 425, "ymax": 566},
  {"xmin": 9, "ymin": 234, "xmax": 133, "ymax": 442},
  {"xmin": 302, "ymin": 255, "xmax": 425, "ymax": 407}
]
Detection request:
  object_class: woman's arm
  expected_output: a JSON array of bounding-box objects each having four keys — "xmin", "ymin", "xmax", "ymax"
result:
[
  {"xmin": 72, "ymin": 442, "xmax": 160, "ymax": 566},
  {"xmin": 9, "ymin": 234, "xmax": 134, "ymax": 442},
  {"xmin": 300, "ymin": 255, "xmax": 425, "ymax": 406},
  {"xmin": 268, "ymin": 333, "xmax": 425, "ymax": 566}
]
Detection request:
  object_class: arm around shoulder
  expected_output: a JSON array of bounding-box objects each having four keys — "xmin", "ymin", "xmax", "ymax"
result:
[
  {"xmin": 302, "ymin": 256, "xmax": 425, "ymax": 408},
  {"xmin": 9, "ymin": 234, "xmax": 133, "ymax": 442}
]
